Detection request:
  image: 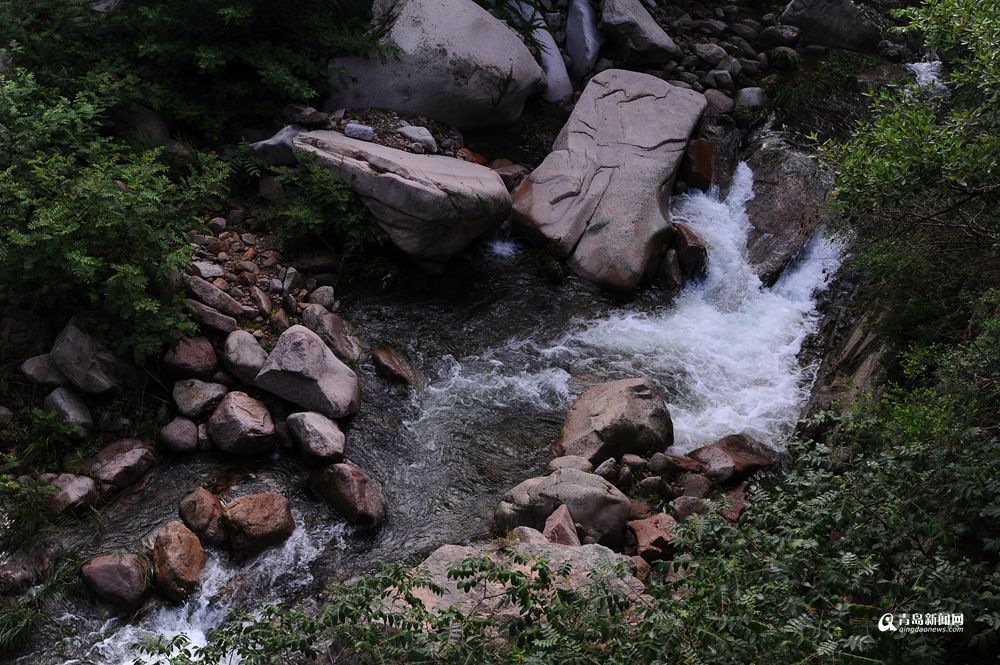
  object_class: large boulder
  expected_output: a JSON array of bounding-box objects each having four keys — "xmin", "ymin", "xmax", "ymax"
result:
[
  {"xmin": 82, "ymin": 553, "xmax": 151, "ymax": 611},
  {"xmin": 688, "ymin": 434, "xmax": 777, "ymax": 483},
  {"xmin": 286, "ymin": 411, "xmax": 345, "ymax": 463},
  {"xmin": 50, "ymin": 319, "xmax": 132, "ymax": 393},
  {"xmin": 311, "ymin": 462, "xmax": 385, "ymax": 525},
  {"xmin": 84, "ymin": 439, "xmax": 157, "ymax": 493},
  {"xmin": 510, "ymin": 1, "xmax": 573, "ymax": 103},
  {"xmin": 292, "ymin": 131, "xmax": 509, "ymax": 262},
  {"xmin": 494, "ymin": 468, "xmax": 630, "ymax": 545},
  {"xmin": 555, "ymin": 378, "xmax": 673, "ymax": 465},
  {"xmin": 601, "ymin": 0, "xmax": 681, "ymax": 63},
  {"xmin": 744, "ymin": 137, "xmax": 832, "ymax": 285},
  {"xmin": 153, "ymin": 521, "xmax": 207, "ymax": 601},
  {"xmin": 566, "ymin": 0, "xmax": 604, "ymax": 79},
  {"xmin": 206, "ymin": 391, "xmax": 275, "ymax": 455},
  {"xmin": 255, "ymin": 325, "xmax": 361, "ymax": 419},
  {"xmin": 223, "ymin": 492, "xmax": 296, "ymax": 562},
  {"xmin": 512, "ymin": 70, "xmax": 706, "ymax": 290},
  {"xmin": 779, "ymin": 0, "xmax": 880, "ymax": 53},
  {"xmin": 179, "ymin": 487, "xmax": 227, "ymax": 547},
  {"xmin": 328, "ymin": 0, "xmax": 545, "ymax": 129}
]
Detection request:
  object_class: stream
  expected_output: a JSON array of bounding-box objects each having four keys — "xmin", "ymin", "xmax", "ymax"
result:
[{"xmin": 21, "ymin": 159, "xmax": 844, "ymax": 665}]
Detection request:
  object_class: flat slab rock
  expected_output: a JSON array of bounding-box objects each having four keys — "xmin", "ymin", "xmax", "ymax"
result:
[
  {"xmin": 513, "ymin": 69, "xmax": 706, "ymax": 290},
  {"xmin": 293, "ymin": 130, "xmax": 510, "ymax": 262}
]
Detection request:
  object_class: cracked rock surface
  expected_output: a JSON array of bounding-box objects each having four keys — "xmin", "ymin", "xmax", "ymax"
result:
[{"xmin": 512, "ymin": 69, "xmax": 706, "ymax": 290}]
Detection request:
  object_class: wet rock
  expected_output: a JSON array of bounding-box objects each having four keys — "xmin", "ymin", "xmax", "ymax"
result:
[
  {"xmin": 681, "ymin": 138, "xmax": 717, "ymax": 191},
  {"xmin": 372, "ymin": 345, "xmax": 417, "ymax": 385},
  {"xmin": 223, "ymin": 492, "xmax": 296, "ymax": 562},
  {"xmin": 311, "ymin": 462, "xmax": 385, "ymax": 525},
  {"xmin": 43, "ymin": 387, "xmax": 93, "ymax": 438},
  {"xmin": 556, "ymin": 378, "xmax": 673, "ymax": 465},
  {"xmin": 153, "ymin": 521, "xmax": 207, "ymax": 601},
  {"xmin": 688, "ymin": 434, "xmax": 776, "ymax": 483},
  {"xmin": 286, "ymin": 411, "xmax": 345, "ymax": 463},
  {"xmin": 494, "ymin": 468, "xmax": 630, "ymax": 546},
  {"xmin": 187, "ymin": 299, "xmax": 238, "ymax": 334},
  {"xmin": 301, "ymin": 305, "xmax": 362, "ymax": 363},
  {"xmin": 672, "ymin": 222, "xmax": 708, "ymax": 278},
  {"xmin": 628, "ymin": 512, "xmax": 677, "ymax": 561},
  {"xmin": 647, "ymin": 451, "xmax": 705, "ymax": 478},
  {"xmin": 179, "ymin": 487, "xmax": 226, "ymax": 547},
  {"xmin": 512, "ymin": 70, "xmax": 706, "ymax": 291},
  {"xmin": 173, "ymin": 379, "xmax": 228, "ymax": 418},
  {"xmin": 187, "ymin": 276, "xmax": 243, "ymax": 318},
  {"xmin": 222, "ymin": 330, "xmax": 268, "ymax": 384},
  {"xmin": 85, "ymin": 439, "xmax": 157, "ymax": 492},
  {"xmin": 601, "ymin": 0, "xmax": 680, "ymax": 63},
  {"xmin": 41, "ymin": 473, "xmax": 98, "ymax": 517},
  {"xmin": 293, "ymin": 130, "xmax": 509, "ymax": 262},
  {"xmin": 328, "ymin": 0, "xmax": 545, "ymax": 128},
  {"xmin": 546, "ymin": 455, "xmax": 594, "ymax": 473},
  {"xmin": 82, "ymin": 553, "xmax": 151, "ymax": 611},
  {"xmin": 207, "ymin": 391, "xmax": 275, "ymax": 456},
  {"xmin": 255, "ymin": 325, "xmax": 361, "ymax": 419},
  {"xmin": 542, "ymin": 504, "xmax": 581, "ymax": 546},
  {"xmin": 658, "ymin": 248, "xmax": 684, "ymax": 293},
  {"xmin": 20, "ymin": 354, "xmax": 67, "ymax": 387},
  {"xmin": 50, "ymin": 319, "xmax": 132, "ymax": 393},
  {"xmin": 780, "ymin": 0, "xmax": 880, "ymax": 53},
  {"xmin": 744, "ymin": 136, "xmax": 831, "ymax": 285},
  {"xmin": 160, "ymin": 416, "xmax": 199, "ymax": 454},
  {"xmin": 671, "ymin": 495, "xmax": 708, "ymax": 519},
  {"xmin": 162, "ymin": 336, "xmax": 218, "ymax": 378},
  {"xmin": 566, "ymin": 0, "xmax": 604, "ymax": 78}
]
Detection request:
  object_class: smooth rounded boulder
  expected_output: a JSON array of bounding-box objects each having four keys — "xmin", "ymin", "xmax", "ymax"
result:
[
  {"xmin": 327, "ymin": 0, "xmax": 545, "ymax": 129},
  {"xmin": 512, "ymin": 70, "xmax": 707, "ymax": 290},
  {"xmin": 207, "ymin": 391, "xmax": 275, "ymax": 455},
  {"xmin": 494, "ymin": 468, "xmax": 630, "ymax": 546},
  {"xmin": 556, "ymin": 378, "xmax": 673, "ymax": 465},
  {"xmin": 254, "ymin": 325, "xmax": 361, "ymax": 419},
  {"xmin": 223, "ymin": 492, "xmax": 296, "ymax": 562},
  {"xmin": 286, "ymin": 411, "xmax": 345, "ymax": 463},
  {"xmin": 82, "ymin": 553, "xmax": 151, "ymax": 611},
  {"xmin": 222, "ymin": 330, "xmax": 268, "ymax": 384},
  {"xmin": 179, "ymin": 487, "xmax": 227, "ymax": 547},
  {"xmin": 153, "ymin": 521, "xmax": 207, "ymax": 601},
  {"xmin": 162, "ymin": 336, "xmax": 218, "ymax": 378},
  {"xmin": 311, "ymin": 463, "xmax": 385, "ymax": 525},
  {"xmin": 292, "ymin": 131, "xmax": 510, "ymax": 263}
]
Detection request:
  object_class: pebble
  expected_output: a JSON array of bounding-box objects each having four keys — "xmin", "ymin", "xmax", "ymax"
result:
[{"xmin": 344, "ymin": 122, "xmax": 376, "ymax": 142}]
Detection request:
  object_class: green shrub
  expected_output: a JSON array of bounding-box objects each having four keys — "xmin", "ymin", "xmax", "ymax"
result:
[
  {"xmin": 0, "ymin": 70, "xmax": 229, "ymax": 361},
  {"xmin": 0, "ymin": 456, "xmax": 55, "ymax": 551}
]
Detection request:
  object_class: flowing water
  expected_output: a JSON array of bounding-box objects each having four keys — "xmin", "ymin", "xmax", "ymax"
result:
[{"xmin": 22, "ymin": 161, "xmax": 843, "ymax": 664}]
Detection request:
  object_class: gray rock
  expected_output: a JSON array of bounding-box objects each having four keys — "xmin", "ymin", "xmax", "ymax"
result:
[
  {"xmin": 328, "ymin": 0, "xmax": 545, "ymax": 129},
  {"xmin": 397, "ymin": 125, "xmax": 438, "ymax": 153},
  {"xmin": 510, "ymin": 1, "xmax": 574, "ymax": 103},
  {"xmin": 186, "ymin": 300, "xmax": 238, "ymax": 334},
  {"xmin": 344, "ymin": 122, "xmax": 375, "ymax": 142},
  {"xmin": 282, "ymin": 267, "xmax": 303, "ymax": 294},
  {"xmin": 255, "ymin": 325, "xmax": 361, "ymax": 419},
  {"xmin": 306, "ymin": 286, "xmax": 336, "ymax": 310},
  {"xmin": 207, "ymin": 391, "xmax": 275, "ymax": 455},
  {"xmin": 192, "ymin": 261, "xmax": 224, "ymax": 279},
  {"xmin": 250, "ymin": 286, "xmax": 273, "ymax": 316},
  {"xmin": 222, "ymin": 330, "xmax": 268, "ymax": 384},
  {"xmin": 50, "ymin": 320, "xmax": 132, "ymax": 393},
  {"xmin": 703, "ymin": 88, "xmax": 734, "ymax": 115},
  {"xmin": 601, "ymin": 0, "xmax": 681, "ymax": 63},
  {"xmin": 546, "ymin": 455, "xmax": 594, "ymax": 473},
  {"xmin": 512, "ymin": 70, "xmax": 706, "ymax": 290},
  {"xmin": 300, "ymin": 305, "xmax": 362, "ymax": 363},
  {"xmin": 311, "ymin": 462, "xmax": 385, "ymax": 525},
  {"xmin": 780, "ymin": 0, "xmax": 880, "ymax": 52},
  {"xmin": 42, "ymin": 473, "xmax": 98, "ymax": 517},
  {"xmin": 735, "ymin": 86, "xmax": 768, "ymax": 110},
  {"xmin": 43, "ymin": 387, "xmax": 93, "ymax": 438},
  {"xmin": 566, "ymin": 0, "xmax": 604, "ymax": 79},
  {"xmin": 160, "ymin": 416, "xmax": 199, "ymax": 453},
  {"xmin": 294, "ymin": 131, "xmax": 509, "ymax": 262},
  {"xmin": 555, "ymin": 378, "xmax": 673, "ymax": 465},
  {"xmin": 250, "ymin": 124, "xmax": 305, "ymax": 166},
  {"xmin": 494, "ymin": 468, "xmax": 630, "ymax": 545},
  {"xmin": 286, "ymin": 411, "xmax": 345, "ymax": 463},
  {"xmin": 693, "ymin": 42, "xmax": 727, "ymax": 66},
  {"xmin": 162, "ymin": 336, "xmax": 218, "ymax": 378},
  {"xmin": 187, "ymin": 276, "xmax": 243, "ymax": 317},
  {"xmin": 173, "ymin": 379, "xmax": 228, "ymax": 418},
  {"xmin": 85, "ymin": 439, "xmax": 157, "ymax": 491},
  {"xmin": 20, "ymin": 354, "xmax": 67, "ymax": 387}
]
